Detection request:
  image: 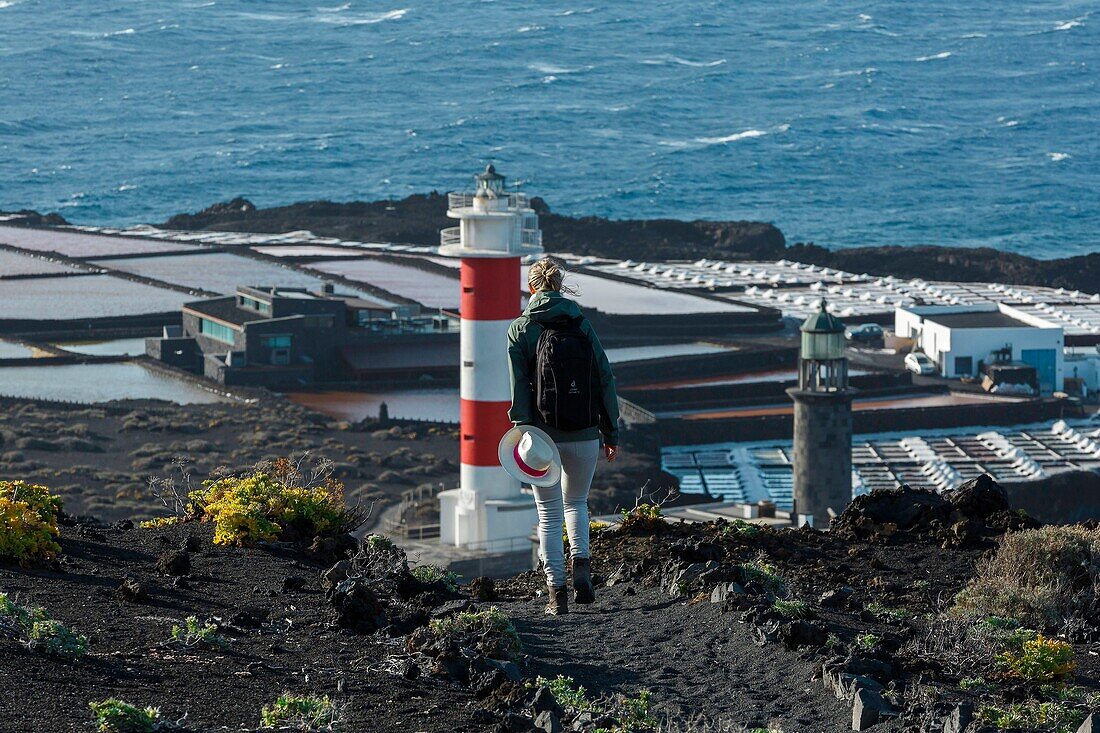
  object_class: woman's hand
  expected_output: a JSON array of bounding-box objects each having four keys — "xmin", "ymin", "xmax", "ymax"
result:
[{"xmin": 604, "ymin": 444, "xmax": 618, "ymax": 462}]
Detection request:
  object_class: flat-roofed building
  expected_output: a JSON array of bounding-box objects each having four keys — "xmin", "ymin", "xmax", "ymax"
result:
[
  {"xmin": 895, "ymin": 303, "xmax": 1064, "ymax": 393},
  {"xmin": 147, "ymin": 285, "xmax": 457, "ymax": 388}
]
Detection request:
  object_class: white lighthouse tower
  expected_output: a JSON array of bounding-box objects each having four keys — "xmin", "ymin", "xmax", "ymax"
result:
[{"xmin": 437, "ymin": 165, "xmax": 544, "ymax": 551}]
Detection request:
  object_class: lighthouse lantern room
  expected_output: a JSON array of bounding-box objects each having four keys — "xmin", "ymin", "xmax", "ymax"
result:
[{"xmin": 437, "ymin": 165, "xmax": 544, "ymax": 551}]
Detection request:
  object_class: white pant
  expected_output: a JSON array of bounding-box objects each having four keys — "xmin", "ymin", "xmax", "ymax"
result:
[{"xmin": 532, "ymin": 439, "xmax": 600, "ymax": 588}]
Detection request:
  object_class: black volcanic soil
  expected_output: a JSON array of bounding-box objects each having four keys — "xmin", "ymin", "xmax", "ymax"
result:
[
  {"xmin": 0, "ymin": 397, "xmax": 459, "ymax": 525},
  {"xmin": 0, "ymin": 521, "xmax": 493, "ymax": 733},
  {"xmin": 155, "ymin": 196, "xmax": 1099, "ymax": 292},
  {"xmin": 6, "ymin": 479, "xmax": 1100, "ymax": 732}
]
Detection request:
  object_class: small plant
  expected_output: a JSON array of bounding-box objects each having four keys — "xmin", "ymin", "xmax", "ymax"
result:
[
  {"xmin": 411, "ymin": 564, "xmax": 460, "ymax": 593},
  {"xmin": 533, "ymin": 676, "xmax": 657, "ymax": 732},
  {"xmin": 186, "ymin": 457, "xmax": 367, "ymax": 546},
  {"xmin": 0, "ymin": 592, "xmax": 86, "ymax": 659},
  {"xmin": 366, "ymin": 533, "xmax": 394, "ymax": 552},
  {"xmin": 976, "ymin": 700, "xmax": 1082, "ymax": 732},
  {"xmin": 169, "ymin": 616, "xmax": 226, "ymax": 649},
  {"xmin": 825, "ymin": 633, "xmax": 842, "ymax": 651},
  {"xmin": 739, "ymin": 558, "xmax": 787, "ymax": 596},
  {"xmin": 427, "ymin": 607, "xmax": 522, "ymax": 661},
  {"xmin": 866, "ymin": 601, "xmax": 909, "ymax": 622},
  {"xmin": 618, "ymin": 484, "xmax": 678, "ymax": 532},
  {"xmin": 0, "ymin": 480, "xmax": 63, "ymax": 564},
  {"xmin": 856, "ymin": 633, "xmax": 881, "ymax": 650},
  {"xmin": 260, "ymin": 693, "xmax": 341, "ymax": 731},
  {"xmin": 535, "ymin": 675, "xmax": 594, "ymax": 712},
  {"xmin": 721, "ymin": 519, "xmax": 760, "ymax": 539},
  {"xmin": 563, "ymin": 520, "xmax": 611, "ymax": 544},
  {"xmin": 959, "ymin": 676, "xmax": 988, "ymax": 691},
  {"xmin": 89, "ymin": 698, "xmax": 173, "ymax": 733},
  {"xmin": 772, "ymin": 599, "xmax": 811, "ymax": 619},
  {"xmin": 997, "ymin": 633, "xmax": 1075, "ymax": 684},
  {"xmin": 138, "ymin": 517, "xmax": 180, "ymax": 529},
  {"xmin": 28, "ymin": 618, "xmax": 88, "ymax": 658}
]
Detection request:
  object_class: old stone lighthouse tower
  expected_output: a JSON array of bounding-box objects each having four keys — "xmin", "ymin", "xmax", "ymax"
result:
[{"xmin": 787, "ymin": 301, "xmax": 854, "ymax": 527}]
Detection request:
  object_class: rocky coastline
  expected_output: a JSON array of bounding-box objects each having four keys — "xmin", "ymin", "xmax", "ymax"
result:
[{"xmin": 156, "ymin": 195, "xmax": 1098, "ymax": 292}]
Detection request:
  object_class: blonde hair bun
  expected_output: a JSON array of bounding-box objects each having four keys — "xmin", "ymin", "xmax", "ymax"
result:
[{"xmin": 527, "ymin": 257, "xmax": 578, "ymax": 295}]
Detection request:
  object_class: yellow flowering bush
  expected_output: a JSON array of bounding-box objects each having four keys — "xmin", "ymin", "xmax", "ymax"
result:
[
  {"xmin": 997, "ymin": 633, "xmax": 1076, "ymax": 684},
  {"xmin": 187, "ymin": 465, "xmax": 351, "ymax": 547},
  {"xmin": 0, "ymin": 481, "xmax": 63, "ymax": 564}
]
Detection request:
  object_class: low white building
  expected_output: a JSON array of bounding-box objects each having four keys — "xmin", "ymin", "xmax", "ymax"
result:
[{"xmin": 895, "ymin": 303, "xmax": 1064, "ymax": 393}]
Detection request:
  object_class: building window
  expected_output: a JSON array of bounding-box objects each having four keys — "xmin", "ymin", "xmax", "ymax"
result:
[
  {"xmin": 238, "ymin": 295, "xmax": 271, "ymax": 314},
  {"xmin": 261, "ymin": 335, "xmax": 292, "ymax": 349},
  {"xmin": 955, "ymin": 356, "xmax": 973, "ymax": 375},
  {"xmin": 200, "ymin": 318, "xmax": 236, "ymax": 344}
]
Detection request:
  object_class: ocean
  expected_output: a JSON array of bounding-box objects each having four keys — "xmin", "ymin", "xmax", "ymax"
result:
[{"xmin": 0, "ymin": 1, "xmax": 1096, "ymax": 257}]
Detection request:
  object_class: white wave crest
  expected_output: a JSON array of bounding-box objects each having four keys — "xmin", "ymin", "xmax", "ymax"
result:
[
  {"xmin": 318, "ymin": 2, "xmax": 351, "ymax": 12},
  {"xmin": 316, "ymin": 8, "xmax": 408, "ymax": 25},
  {"xmin": 105, "ymin": 28, "xmax": 136, "ymax": 37},
  {"xmin": 915, "ymin": 51, "xmax": 952, "ymax": 62},
  {"xmin": 527, "ymin": 63, "xmax": 587, "ymax": 75},
  {"xmin": 0, "ymin": 1, "xmax": 21, "ymax": 8},
  {"xmin": 1054, "ymin": 16, "xmax": 1086, "ymax": 31},
  {"xmin": 695, "ymin": 129, "xmax": 767, "ymax": 145},
  {"xmin": 1048, "ymin": 152, "xmax": 1071, "ymax": 162},
  {"xmin": 643, "ymin": 54, "xmax": 727, "ymax": 68}
]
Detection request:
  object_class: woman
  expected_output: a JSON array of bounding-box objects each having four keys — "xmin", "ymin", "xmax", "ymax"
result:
[{"xmin": 507, "ymin": 257, "xmax": 620, "ymax": 615}]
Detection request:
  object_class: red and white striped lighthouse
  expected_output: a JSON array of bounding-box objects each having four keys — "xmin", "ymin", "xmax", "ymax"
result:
[{"xmin": 437, "ymin": 165, "xmax": 544, "ymax": 549}]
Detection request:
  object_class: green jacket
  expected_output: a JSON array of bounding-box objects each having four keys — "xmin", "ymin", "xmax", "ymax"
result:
[{"xmin": 507, "ymin": 291, "xmax": 620, "ymax": 445}]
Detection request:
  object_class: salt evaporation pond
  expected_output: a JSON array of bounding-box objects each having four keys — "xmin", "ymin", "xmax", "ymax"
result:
[
  {"xmin": 604, "ymin": 343, "xmax": 734, "ymax": 363},
  {"xmin": 0, "ymin": 363, "xmax": 224, "ymax": 404},
  {"xmin": 252, "ymin": 246, "xmax": 364, "ymax": 258},
  {"xmin": 0, "ymin": 250, "xmax": 81, "ymax": 277},
  {"xmin": 287, "ymin": 389, "xmax": 459, "ymax": 423},
  {"xmin": 94, "ymin": 252, "xmax": 333, "ymax": 295},
  {"xmin": 0, "ymin": 340, "xmax": 33, "ymax": 359},
  {"xmin": 306, "ymin": 259, "xmax": 460, "ymax": 309},
  {"xmin": 54, "ymin": 338, "xmax": 149, "ymax": 356},
  {"xmin": 0, "ymin": 275, "xmax": 190, "ymax": 319},
  {"xmin": 520, "ymin": 266, "xmax": 753, "ymax": 315},
  {"xmin": 0, "ymin": 226, "xmax": 193, "ymax": 258}
]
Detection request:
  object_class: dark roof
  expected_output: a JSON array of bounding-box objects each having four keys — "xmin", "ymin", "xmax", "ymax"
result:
[
  {"xmin": 925, "ymin": 311, "xmax": 1032, "ymax": 329},
  {"xmin": 183, "ymin": 297, "xmax": 268, "ymax": 327},
  {"xmin": 341, "ymin": 340, "xmax": 457, "ymax": 372}
]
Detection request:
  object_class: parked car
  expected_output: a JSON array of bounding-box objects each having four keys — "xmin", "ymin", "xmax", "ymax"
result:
[
  {"xmin": 844, "ymin": 323, "xmax": 885, "ymax": 344},
  {"xmin": 904, "ymin": 352, "xmax": 936, "ymax": 375}
]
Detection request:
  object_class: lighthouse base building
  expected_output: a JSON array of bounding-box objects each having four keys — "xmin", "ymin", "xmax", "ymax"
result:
[{"xmin": 437, "ymin": 166, "xmax": 543, "ymax": 552}]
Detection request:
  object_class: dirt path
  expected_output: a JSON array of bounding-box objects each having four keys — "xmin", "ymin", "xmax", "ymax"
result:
[{"xmin": 505, "ymin": 584, "xmax": 880, "ymax": 732}]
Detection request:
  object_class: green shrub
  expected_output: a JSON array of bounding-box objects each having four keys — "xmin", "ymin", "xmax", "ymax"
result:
[
  {"xmin": 739, "ymin": 559, "xmax": 787, "ymax": 595},
  {"xmin": 533, "ymin": 676, "xmax": 657, "ymax": 733},
  {"xmin": 186, "ymin": 458, "xmax": 361, "ymax": 546},
  {"xmin": 563, "ymin": 520, "xmax": 611, "ymax": 544},
  {"xmin": 411, "ymin": 564, "xmax": 460, "ymax": 592},
  {"xmin": 536, "ymin": 675, "xmax": 594, "ymax": 712},
  {"xmin": 619, "ymin": 503, "xmax": 663, "ymax": 532},
  {"xmin": 89, "ymin": 699, "xmax": 167, "ymax": 733},
  {"xmin": 856, "ymin": 633, "xmax": 881, "ymax": 650},
  {"xmin": 169, "ymin": 616, "xmax": 225, "ymax": 649},
  {"xmin": 772, "ymin": 599, "xmax": 811, "ymax": 619},
  {"xmin": 0, "ymin": 481, "xmax": 63, "ymax": 564},
  {"xmin": 865, "ymin": 601, "xmax": 909, "ymax": 622},
  {"xmin": 427, "ymin": 607, "xmax": 521, "ymax": 661},
  {"xmin": 997, "ymin": 633, "xmax": 1075, "ymax": 684},
  {"xmin": 954, "ymin": 526, "xmax": 1100, "ymax": 629},
  {"xmin": 260, "ymin": 693, "xmax": 340, "ymax": 731},
  {"xmin": 721, "ymin": 519, "xmax": 760, "ymax": 539},
  {"xmin": 0, "ymin": 593, "xmax": 86, "ymax": 659},
  {"xmin": 976, "ymin": 700, "xmax": 1082, "ymax": 732}
]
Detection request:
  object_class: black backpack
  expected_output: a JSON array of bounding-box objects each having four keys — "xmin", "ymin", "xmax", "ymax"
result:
[{"xmin": 534, "ymin": 317, "xmax": 601, "ymax": 432}]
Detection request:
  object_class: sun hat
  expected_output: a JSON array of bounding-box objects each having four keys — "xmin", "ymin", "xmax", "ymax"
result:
[{"xmin": 498, "ymin": 425, "xmax": 562, "ymax": 487}]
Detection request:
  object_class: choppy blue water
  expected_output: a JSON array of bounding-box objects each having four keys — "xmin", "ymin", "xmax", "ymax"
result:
[{"xmin": 1, "ymin": 1, "xmax": 1096, "ymax": 256}]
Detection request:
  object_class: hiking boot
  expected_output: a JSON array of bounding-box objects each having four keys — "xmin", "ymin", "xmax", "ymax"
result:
[
  {"xmin": 545, "ymin": 585, "xmax": 569, "ymax": 615},
  {"xmin": 572, "ymin": 557, "xmax": 595, "ymax": 605}
]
